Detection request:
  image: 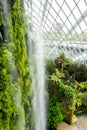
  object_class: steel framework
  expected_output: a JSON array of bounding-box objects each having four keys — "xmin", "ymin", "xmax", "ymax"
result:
[{"xmin": 25, "ymin": 0, "xmax": 87, "ymax": 63}]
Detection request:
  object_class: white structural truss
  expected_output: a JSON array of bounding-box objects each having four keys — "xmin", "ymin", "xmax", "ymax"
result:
[{"xmin": 26, "ymin": 0, "xmax": 87, "ymax": 64}]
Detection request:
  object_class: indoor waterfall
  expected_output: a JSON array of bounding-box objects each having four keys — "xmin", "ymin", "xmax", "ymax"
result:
[
  {"xmin": 24, "ymin": 0, "xmax": 46, "ymax": 130},
  {"xmin": 1, "ymin": 0, "xmax": 87, "ymax": 130}
]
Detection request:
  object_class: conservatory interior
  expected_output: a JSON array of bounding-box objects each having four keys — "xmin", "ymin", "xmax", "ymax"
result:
[{"xmin": 0, "ymin": 0, "xmax": 87, "ymax": 130}]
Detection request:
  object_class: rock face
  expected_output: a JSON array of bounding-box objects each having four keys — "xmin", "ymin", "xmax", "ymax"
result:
[
  {"xmin": 57, "ymin": 114, "xmax": 87, "ymax": 130},
  {"xmin": 0, "ymin": 24, "xmax": 5, "ymax": 41},
  {"xmin": 0, "ymin": 1, "xmax": 32, "ymax": 130},
  {"xmin": 0, "ymin": 2, "xmax": 6, "ymax": 42}
]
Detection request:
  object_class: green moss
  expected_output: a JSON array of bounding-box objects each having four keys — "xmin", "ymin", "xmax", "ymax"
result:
[
  {"xmin": 0, "ymin": 0, "xmax": 32, "ymax": 130},
  {"xmin": 9, "ymin": 0, "xmax": 32, "ymax": 129},
  {"xmin": 0, "ymin": 45, "xmax": 13, "ymax": 130}
]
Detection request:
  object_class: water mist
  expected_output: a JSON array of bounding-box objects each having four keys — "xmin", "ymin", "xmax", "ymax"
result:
[{"xmin": 24, "ymin": 1, "xmax": 47, "ymax": 130}]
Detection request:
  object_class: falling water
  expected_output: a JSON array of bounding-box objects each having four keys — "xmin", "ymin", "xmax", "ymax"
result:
[
  {"xmin": 24, "ymin": 0, "xmax": 46, "ymax": 130},
  {"xmin": 35, "ymin": 34, "xmax": 46, "ymax": 130}
]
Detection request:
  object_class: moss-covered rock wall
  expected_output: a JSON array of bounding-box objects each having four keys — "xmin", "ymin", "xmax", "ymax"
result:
[{"xmin": 0, "ymin": 0, "xmax": 33, "ymax": 130}]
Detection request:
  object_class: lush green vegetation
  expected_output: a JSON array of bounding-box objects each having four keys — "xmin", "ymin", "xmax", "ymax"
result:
[
  {"xmin": 0, "ymin": 1, "xmax": 87, "ymax": 130},
  {"xmin": 48, "ymin": 99, "xmax": 64, "ymax": 130},
  {"xmin": 0, "ymin": 1, "xmax": 33, "ymax": 130},
  {"xmin": 46, "ymin": 54, "xmax": 87, "ymax": 129}
]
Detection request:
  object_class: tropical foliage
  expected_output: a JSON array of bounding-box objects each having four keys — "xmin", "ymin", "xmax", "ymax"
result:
[
  {"xmin": 0, "ymin": 1, "xmax": 87, "ymax": 130},
  {"xmin": 46, "ymin": 53, "xmax": 87, "ymax": 129}
]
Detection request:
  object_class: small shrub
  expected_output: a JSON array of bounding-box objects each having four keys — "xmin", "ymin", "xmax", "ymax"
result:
[{"xmin": 48, "ymin": 99, "xmax": 65, "ymax": 130}]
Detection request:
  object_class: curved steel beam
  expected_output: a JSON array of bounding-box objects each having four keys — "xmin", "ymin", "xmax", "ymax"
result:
[{"xmin": 67, "ymin": 10, "xmax": 87, "ymax": 35}]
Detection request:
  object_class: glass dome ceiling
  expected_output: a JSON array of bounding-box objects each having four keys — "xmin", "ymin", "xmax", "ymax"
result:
[{"xmin": 25, "ymin": 0, "xmax": 87, "ymax": 63}]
